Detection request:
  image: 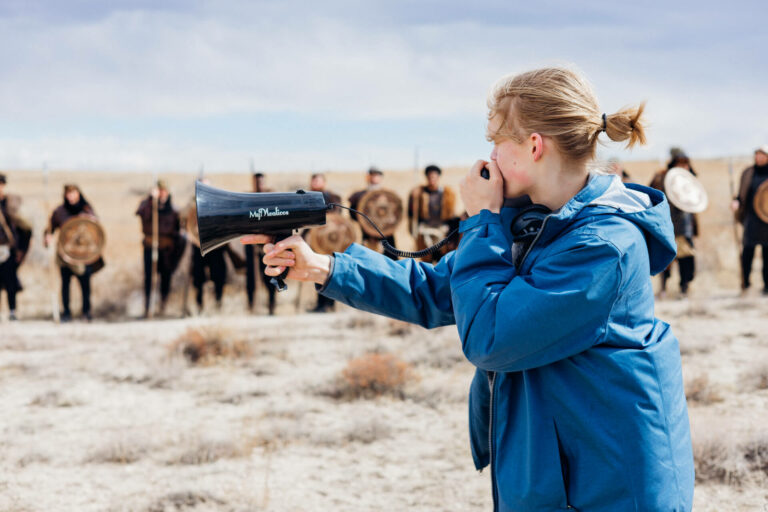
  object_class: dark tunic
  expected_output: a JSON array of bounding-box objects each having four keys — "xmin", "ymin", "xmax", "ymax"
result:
[
  {"xmin": 0, "ymin": 195, "xmax": 31, "ymax": 302},
  {"xmin": 136, "ymin": 195, "xmax": 185, "ymax": 308},
  {"xmin": 740, "ymin": 164, "xmax": 768, "ymax": 246}
]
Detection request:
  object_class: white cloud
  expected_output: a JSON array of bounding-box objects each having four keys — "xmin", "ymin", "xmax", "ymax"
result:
[{"xmin": 0, "ymin": 1, "xmax": 765, "ymax": 171}]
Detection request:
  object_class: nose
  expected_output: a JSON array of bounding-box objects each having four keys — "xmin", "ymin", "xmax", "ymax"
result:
[{"xmin": 490, "ymin": 146, "xmax": 498, "ymax": 160}]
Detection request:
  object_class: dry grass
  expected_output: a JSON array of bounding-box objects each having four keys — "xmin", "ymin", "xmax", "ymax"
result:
[
  {"xmin": 693, "ymin": 438, "xmax": 749, "ymax": 486},
  {"xmin": 86, "ymin": 439, "xmax": 149, "ymax": 464},
  {"xmin": 693, "ymin": 435, "xmax": 768, "ymax": 487},
  {"xmin": 684, "ymin": 374, "xmax": 724, "ymax": 405},
  {"xmin": 168, "ymin": 325, "xmax": 251, "ymax": 365},
  {"xmin": 743, "ymin": 437, "xmax": 768, "ymax": 477},
  {"xmin": 740, "ymin": 364, "xmax": 768, "ymax": 392},
  {"xmin": 145, "ymin": 491, "xmax": 227, "ymax": 512},
  {"xmin": 332, "ymin": 352, "xmax": 415, "ymax": 400},
  {"xmin": 28, "ymin": 391, "xmax": 81, "ymax": 408},
  {"xmin": 166, "ymin": 439, "xmax": 247, "ymax": 465}
]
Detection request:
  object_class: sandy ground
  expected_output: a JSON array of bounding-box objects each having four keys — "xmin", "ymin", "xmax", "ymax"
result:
[
  {"xmin": 1, "ymin": 292, "xmax": 767, "ymax": 511},
  {"xmin": 1, "ymin": 158, "xmax": 767, "ymax": 510}
]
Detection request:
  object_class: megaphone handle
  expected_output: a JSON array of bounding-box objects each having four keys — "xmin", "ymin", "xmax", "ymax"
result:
[{"xmin": 269, "ymin": 231, "xmax": 293, "ymax": 292}]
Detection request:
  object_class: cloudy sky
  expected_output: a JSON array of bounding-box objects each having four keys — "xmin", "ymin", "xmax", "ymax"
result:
[{"xmin": 1, "ymin": 0, "xmax": 766, "ymax": 173}]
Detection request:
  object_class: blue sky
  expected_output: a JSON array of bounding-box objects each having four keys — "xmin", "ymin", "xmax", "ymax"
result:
[{"xmin": 1, "ymin": 0, "xmax": 766, "ymax": 173}]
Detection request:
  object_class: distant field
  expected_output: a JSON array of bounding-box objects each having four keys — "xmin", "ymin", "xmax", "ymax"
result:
[
  {"xmin": 2, "ymin": 158, "xmax": 767, "ymax": 511},
  {"xmin": 2, "ymin": 155, "xmax": 758, "ymax": 318}
]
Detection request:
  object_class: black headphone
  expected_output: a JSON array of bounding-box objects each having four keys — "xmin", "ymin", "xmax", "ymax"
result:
[{"xmin": 510, "ymin": 204, "xmax": 551, "ymax": 245}]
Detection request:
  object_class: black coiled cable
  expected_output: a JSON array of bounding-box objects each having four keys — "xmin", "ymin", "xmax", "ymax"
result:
[{"xmin": 327, "ymin": 203, "xmax": 459, "ymax": 259}]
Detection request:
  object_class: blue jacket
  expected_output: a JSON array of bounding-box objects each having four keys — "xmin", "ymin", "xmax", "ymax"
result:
[{"xmin": 321, "ymin": 174, "xmax": 694, "ymax": 511}]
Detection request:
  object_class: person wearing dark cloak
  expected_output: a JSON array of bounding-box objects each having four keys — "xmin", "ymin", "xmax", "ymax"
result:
[{"xmin": 732, "ymin": 145, "xmax": 768, "ymax": 294}]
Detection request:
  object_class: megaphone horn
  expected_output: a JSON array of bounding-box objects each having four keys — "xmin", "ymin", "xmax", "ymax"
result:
[{"xmin": 195, "ymin": 181, "xmax": 328, "ymax": 291}]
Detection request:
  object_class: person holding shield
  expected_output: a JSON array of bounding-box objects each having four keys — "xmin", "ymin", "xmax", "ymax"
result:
[
  {"xmin": 45, "ymin": 184, "xmax": 103, "ymax": 322},
  {"xmin": 243, "ymin": 67, "xmax": 693, "ymax": 511},
  {"xmin": 649, "ymin": 149, "xmax": 700, "ymax": 298},
  {"xmin": 732, "ymin": 145, "xmax": 768, "ymax": 295}
]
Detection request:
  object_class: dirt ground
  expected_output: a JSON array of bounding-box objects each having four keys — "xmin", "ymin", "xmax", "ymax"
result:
[{"xmin": 1, "ymin": 159, "xmax": 767, "ymax": 510}]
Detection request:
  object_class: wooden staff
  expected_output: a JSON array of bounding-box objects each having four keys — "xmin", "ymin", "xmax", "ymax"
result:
[
  {"xmin": 43, "ymin": 163, "xmax": 60, "ymax": 323},
  {"xmin": 410, "ymin": 145, "xmax": 420, "ymax": 241},
  {"xmin": 148, "ymin": 173, "xmax": 159, "ymax": 318},
  {"xmin": 727, "ymin": 158, "xmax": 744, "ymax": 282}
]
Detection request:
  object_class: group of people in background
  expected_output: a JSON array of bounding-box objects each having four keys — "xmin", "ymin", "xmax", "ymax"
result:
[{"xmin": 1, "ymin": 146, "xmax": 768, "ymax": 322}]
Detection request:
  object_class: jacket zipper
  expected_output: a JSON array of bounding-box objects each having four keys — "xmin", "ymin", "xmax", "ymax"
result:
[
  {"xmin": 517, "ymin": 215, "xmax": 551, "ymax": 270},
  {"xmin": 488, "ymin": 371, "xmax": 499, "ymax": 511}
]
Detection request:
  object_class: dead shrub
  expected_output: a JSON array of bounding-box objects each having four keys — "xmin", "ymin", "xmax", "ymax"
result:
[
  {"xmin": 339, "ymin": 313, "xmax": 377, "ymax": 330},
  {"xmin": 740, "ymin": 364, "xmax": 768, "ymax": 392},
  {"xmin": 28, "ymin": 391, "xmax": 80, "ymax": 408},
  {"xmin": 323, "ymin": 352, "xmax": 415, "ymax": 400},
  {"xmin": 684, "ymin": 374, "xmax": 723, "ymax": 405},
  {"xmin": 693, "ymin": 438, "xmax": 749, "ymax": 486},
  {"xmin": 743, "ymin": 437, "xmax": 768, "ymax": 477},
  {"xmin": 343, "ymin": 419, "xmax": 392, "ymax": 444},
  {"xmin": 86, "ymin": 439, "xmax": 148, "ymax": 464},
  {"xmin": 168, "ymin": 326, "xmax": 251, "ymax": 365},
  {"xmin": 146, "ymin": 491, "xmax": 226, "ymax": 512},
  {"xmin": 167, "ymin": 439, "xmax": 245, "ymax": 465}
]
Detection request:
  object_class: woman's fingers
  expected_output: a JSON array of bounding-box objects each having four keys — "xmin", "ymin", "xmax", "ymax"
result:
[
  {"xmin": 265, "ymin": 235, "xmax": 306, "ymax": 257},
  {"xmin": 240, "ymin": 234, "xmax": 273, "ymax": 245},
  {"xmin": 264, "ymin": 265, "xmax": 285, "ymax": 276},
  {"xmin": 263, "ymin": 255, "xmax": 295, "ymax": 267}
]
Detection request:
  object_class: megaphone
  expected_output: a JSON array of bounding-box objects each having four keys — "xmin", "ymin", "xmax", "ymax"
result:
[{"xmin": 195, "ymin": 181, "xmax": 328, "ymax": 291}]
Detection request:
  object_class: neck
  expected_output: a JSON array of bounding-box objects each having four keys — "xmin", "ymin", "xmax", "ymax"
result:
[{"xmin": 528, "ymin": 158, "xmax": 589, "ymax": 211}]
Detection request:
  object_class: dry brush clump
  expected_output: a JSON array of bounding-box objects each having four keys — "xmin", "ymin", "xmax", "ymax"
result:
[
  {"xmin": 28, "ymin": 390, "xmax": 81, "ymax": 408},
  {"xmin": 684, "ymin": 374, "xmax": 724, "ymax": 405},
  {"xmin": 321, "ymin": 352, "xmax": 416, "ymax": 400},
  {"xmin": 168, "ymin": 325, "xmax": 251, "ymax": 365},
  {"xmin": 693, "ymin": 435, "xmax": 768, "ymax": 487},
  {"xmin": 145, "ymin": 491, "xmax": 227, "ymax": 512},
  {"xmin": 166, "ymin": 438, "xmax": 247, "ymax": 465},
  {"xmin": 86, "ymin": 439, "xmax": 150, "ymax": 464},
  {"xmin": 740, "ymin": 363, "xmax": 768, "ymax": 392},
  {"xmin": 693, "ymin": 437, "xmax": 749, "ymax": 486}
]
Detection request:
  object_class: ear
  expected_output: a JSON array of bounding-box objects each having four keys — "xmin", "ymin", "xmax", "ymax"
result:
[{"xmin": 530, "ymin": 133, "xmax": 544, "ymax": 162}]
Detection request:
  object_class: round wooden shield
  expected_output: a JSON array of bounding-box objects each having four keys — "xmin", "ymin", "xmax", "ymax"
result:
[
  {"xmin": 57, "ymin": 216, "xmax": 105, "ymax": 265},
  {"xmin": 754, "ymin": 181, "xmax": 768, "ymax": 224},
  {"xmin": 664, "ymin": 167, "xmax": 708, "ymax": 213},
  {"xmin": 356, "ymin": 188, "xmax": 403, "ymax": 237},
  {"xmin": 308, "ymin": 213, "xmax": 360, "ymax": 254},
  {"xmin": 185, "ymin": 202, "xmax": 200, "ymax": 248}
]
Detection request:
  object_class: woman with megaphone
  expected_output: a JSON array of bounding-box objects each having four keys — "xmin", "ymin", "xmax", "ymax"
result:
[{"xmin": 242, "ymin": 67, "xmax": 694, "ymax": 512}]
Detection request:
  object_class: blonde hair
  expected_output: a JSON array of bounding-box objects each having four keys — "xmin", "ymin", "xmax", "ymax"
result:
[{"xmin": 487, "ymin": 67, "xmax": 646, "ymax": 163}]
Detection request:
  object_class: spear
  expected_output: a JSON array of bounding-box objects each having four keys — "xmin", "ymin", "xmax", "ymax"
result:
[{"xmin": 43, "ymin": 162, "xmax": 60, "ymax": 323}]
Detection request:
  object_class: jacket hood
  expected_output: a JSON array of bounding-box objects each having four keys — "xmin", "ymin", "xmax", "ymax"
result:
[{"xmin": 539, "ymin": 173, "xmax": 677, "ymax": 275}]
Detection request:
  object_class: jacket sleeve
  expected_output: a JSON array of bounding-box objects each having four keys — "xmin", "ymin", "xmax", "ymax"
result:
[
  {"xmin": 450, "ymin": 210, "xmax": 622, "ymax": 372},
  {"xmin": 319, "ymin": 243, "xmax": 456, "ymax": 328}
]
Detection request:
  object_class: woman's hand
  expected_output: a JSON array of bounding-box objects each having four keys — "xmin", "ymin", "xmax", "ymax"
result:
[
  {"xmin": 460, "ymin": 160, "xmax": 504, "ymax": 217},
  {"xmin": 240, "ymin": 234, "xmax": 332, "ymax": 286}
]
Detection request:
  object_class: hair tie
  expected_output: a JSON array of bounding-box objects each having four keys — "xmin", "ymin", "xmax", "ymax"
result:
[{"xmin": 601, "ymin": 113, "xmax": 607, "ymax": 133}]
